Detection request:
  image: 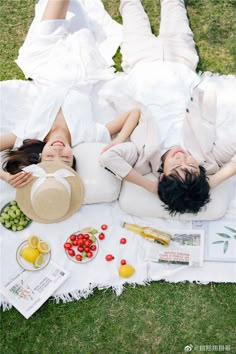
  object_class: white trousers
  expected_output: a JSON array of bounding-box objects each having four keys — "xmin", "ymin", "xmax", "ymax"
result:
[{"xmin": 120, "ymin": 0, "xmax": 199, "ymax": 72}]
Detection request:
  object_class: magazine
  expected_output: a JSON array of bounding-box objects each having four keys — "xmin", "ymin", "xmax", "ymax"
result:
[
  {"xmin": 1, "ymin": 261, "xmax": 69, "ymax": 319},
  {"xmin": 192, "ymin": 220, "xmax": 236, "ymax": 263},
  {"xmin": 144, "ymin": 229, "xmax": 204, "ymax": 267}
]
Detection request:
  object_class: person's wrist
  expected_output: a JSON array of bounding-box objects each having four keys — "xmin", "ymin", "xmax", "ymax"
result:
[
  {"xmin": 147, "ymin": 180, "xmax": 158, "ymax": 194},
  {"xmin": 0, "ymin": 170, "xmax": 8, "ymax": 182},
  {"xmin": 116, "ymin": 133, "xmax": 126, "ymax": 143}
]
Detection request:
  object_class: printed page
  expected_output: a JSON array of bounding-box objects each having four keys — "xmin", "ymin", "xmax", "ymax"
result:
[
  {"xmin": 145, "ymin": 229, "xmax": 204, "ymax": 267},
  {"xmin": 1, "ymin": 261, "xmax": 70, "ymax": 319}
]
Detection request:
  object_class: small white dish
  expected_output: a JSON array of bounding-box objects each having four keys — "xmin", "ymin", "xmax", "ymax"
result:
[
  {"xmin": 65, "ymin": 231, "xmax": 99, "ymax": 264},
  {"xmin": 16, "ymin": 240, "xmax": 51, "ymax": 271}
]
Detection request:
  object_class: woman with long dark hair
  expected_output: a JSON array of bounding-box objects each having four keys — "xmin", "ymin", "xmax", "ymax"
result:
[{"xmin": 0, "ymin": 0, "xmax": 141, "ymax": 188}]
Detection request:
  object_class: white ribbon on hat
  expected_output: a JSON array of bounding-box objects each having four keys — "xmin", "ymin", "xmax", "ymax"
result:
[{"xmin": 23, "ymin": 165, "xmax": 75, "ymax": 200}]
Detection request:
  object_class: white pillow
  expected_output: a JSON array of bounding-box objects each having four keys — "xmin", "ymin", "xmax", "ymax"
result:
[
  {"xmin": 119, "ymin": 173, "xmax": 233, "ymax": 220},
  {"xmin": 73, "ymin": 143, "xmax": 121, "ymax": 204}
]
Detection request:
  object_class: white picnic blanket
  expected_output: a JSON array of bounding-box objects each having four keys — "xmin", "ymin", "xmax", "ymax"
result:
[
  {"xmin": 1, "ymin": 0, "xmax": 236, "ymax": 310},
  {"xmin": 1, "ymin": 72, "xmax": 236, "ymax": 310}
]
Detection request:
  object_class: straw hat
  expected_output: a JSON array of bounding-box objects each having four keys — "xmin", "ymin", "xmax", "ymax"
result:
[{"xmin": 16, "ymin": 161, "xmax": 84, "ymax": 223}]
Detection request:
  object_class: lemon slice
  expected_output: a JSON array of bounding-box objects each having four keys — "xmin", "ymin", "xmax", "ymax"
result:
[
  {"xmin": 118, "ymin": 264, "xmax": 135, "ymax": 278},
  {"xmin": 37, "ymin": 241, "xmax": 50, "ymax": 254},
  {"xmin": 28, "ymin": 235, "xmax": 40, "ymax": 248},
  {"xmin": 34, "ymin": 254, "xmax": 45, "ymax": 268},
  {"xmin": 21, "ymin": 247, "xmax": 40, "ymax": 263}
]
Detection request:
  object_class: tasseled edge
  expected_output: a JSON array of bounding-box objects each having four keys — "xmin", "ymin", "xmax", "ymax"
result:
[
  {"xmin": 2, "ymin": 278, "xmax": 234, "ymax": 310},
  {"xmin": 198, "ymin": 71, "xmax": 236, "ymax": 81}
]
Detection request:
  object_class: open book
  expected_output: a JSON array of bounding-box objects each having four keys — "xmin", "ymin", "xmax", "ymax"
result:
[
  {"xmin": 1, "ymin": 261, "xmax": 69, "ymax": 319},
  {"xmin": 144, "ymin": 229, "xmax": 204, "ymax": 267}
]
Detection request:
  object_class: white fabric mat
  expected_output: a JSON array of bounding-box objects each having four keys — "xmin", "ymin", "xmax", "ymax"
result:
[{"xmin": 1, "ymin": 198, "xmax": 236, "ymax": 310}]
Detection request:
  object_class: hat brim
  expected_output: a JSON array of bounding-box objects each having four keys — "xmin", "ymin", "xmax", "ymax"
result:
[{"xmin": 16, "ymin": 161, "xmax": 84, "ymax": 223}]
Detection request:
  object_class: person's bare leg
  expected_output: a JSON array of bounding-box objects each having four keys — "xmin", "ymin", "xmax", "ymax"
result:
[{"xmin": 42, "ymin": 0, "xmax": 70, "ymax": 21}]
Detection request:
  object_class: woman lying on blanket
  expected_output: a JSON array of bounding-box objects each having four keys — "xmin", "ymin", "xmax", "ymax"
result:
[
  {"xmin": 0, "ymin": 108, "xmax": 140, "ymax": 187},
  {"xmin": 0, "ymin": 0, "xmax": 141, "ymax": 188},
  {"xmin": 99, "ymin": 0, "xmax": 236, "ymax": 215}
]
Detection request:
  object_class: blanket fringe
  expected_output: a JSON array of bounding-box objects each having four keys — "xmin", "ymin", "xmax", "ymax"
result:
[
  {"xmin": 53, "ymin": 283, "xmax": 96, "ymax": 304},
  {"xmin": 1, "ymin": 279, "xmax": 234, "ymax": 310},
  {"xmin": 1, "ymin": 300, "xmax": 13, "ymax": 311},
  {"xmin": 199, "ymin": 71, "xmax": 236, "ymax": 81}
]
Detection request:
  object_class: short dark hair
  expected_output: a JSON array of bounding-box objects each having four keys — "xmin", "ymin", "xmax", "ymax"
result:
[
  {"xmin": 158, "ymin": 166, "xmax": 210, "ymax": 215},
  {"xmin": 2, "ymin": 139, "xmax": 76, "ymax": 174}
]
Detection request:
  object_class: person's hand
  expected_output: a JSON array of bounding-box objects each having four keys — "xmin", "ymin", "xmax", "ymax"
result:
[
  {"xmin": 1, "ymin": 171, "xmax": 34, "ymax": 188},
  {"xmin": 101, "ymin": 136, "xmax": 124, "ymax": 154}
]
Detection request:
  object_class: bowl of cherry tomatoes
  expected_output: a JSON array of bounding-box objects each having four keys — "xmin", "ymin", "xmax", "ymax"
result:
[{"xmin": 64, "ymin": 227, "xmax": 99, "ymax": 263}]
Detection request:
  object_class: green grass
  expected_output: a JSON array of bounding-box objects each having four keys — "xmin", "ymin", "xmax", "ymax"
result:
[
  {"xmin": 0, "ymin": 1, "xmax": 235, "ymax": 353},
  {"xmin": 1, "ymin": 283, "xmax": 236, "ymax": 354}
]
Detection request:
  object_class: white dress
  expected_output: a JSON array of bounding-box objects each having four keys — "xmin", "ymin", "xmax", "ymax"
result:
[{"xmin": 13, "ymin": 0, "xmax": 122, "ymax": 147}]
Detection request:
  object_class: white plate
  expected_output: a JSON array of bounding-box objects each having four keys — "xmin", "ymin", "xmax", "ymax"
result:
[
  {"xmin": 16, "ymin": 240, "xmax": 51, "ymax": 271},
  {"xmin": 65, "ymin": 231, "xmax": 99, "ymax": 264}
]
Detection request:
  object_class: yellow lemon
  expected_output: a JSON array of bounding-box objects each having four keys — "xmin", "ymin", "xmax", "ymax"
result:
[
  {"xmin": 118, "ymin": 264, "xmax": 135, "ymax": 278},
  {"xmin": 21, "ymin": 247, "xmax": 40, "ymax": 263},
  {"xmin": 37, "ymin": 241, "xmax": 50, "ymax": 254},
  {"xmin": 34, "ymin": 254, "xmax": 45, "ymax": 268},
  {"xmin": 28, "ymin": 235, "xmax": 40, "ymax": 248}
]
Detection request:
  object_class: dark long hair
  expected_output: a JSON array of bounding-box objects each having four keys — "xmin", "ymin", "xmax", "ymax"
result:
[{"xmin": 2, "ymin": 139, "xmax": 76, "ymax": 174}]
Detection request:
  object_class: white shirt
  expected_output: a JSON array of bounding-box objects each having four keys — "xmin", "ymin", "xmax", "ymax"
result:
[
  {"xmin": 123, "ymin": 61, "xmax": 200, "ymax": 156},
  {"xmin": 13, "ymin": 85, "xmax": 111, "ymax": 148}
]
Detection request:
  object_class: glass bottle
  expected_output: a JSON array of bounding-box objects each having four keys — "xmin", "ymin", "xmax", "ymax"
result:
[{"xmin": 123, "ymin": 222, "xmax": 171, "ymax": 246}]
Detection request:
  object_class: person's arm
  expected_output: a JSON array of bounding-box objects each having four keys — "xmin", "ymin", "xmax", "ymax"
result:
[
  {"xmin": 0, "ymin": 133, "xmax": 16, "ymax": 152},
  {"xmin": 124, "ymin": 168, "xmax": 158, "ymax": 193},
  {"xmin": 0, "ymin": 134, "xmax": 34, "ymax": 187},
  {"xmin": 103, "ymin": 109, "xmax": 141, "ymax": 153},
  {"xmin": 208, "ymin": 161, "xmax": 236, "ymax": 188},
  {"xmin": 99, "ymin": 141, "xmax": 158, "ymax": 194},
  {"xmin": 0, "ymin": 170, "xmax": 34, "ymax": 188},
  {"xmin": 42, "ymin": 0, "xmax": 70, "ymax": 21}
]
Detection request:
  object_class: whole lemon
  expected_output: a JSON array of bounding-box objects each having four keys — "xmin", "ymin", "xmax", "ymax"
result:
[
  {"xmin": 21, "ymin": 246, "xmax": 40, "ymax": 263},
  {"xmin": 118, "ymin": 264, "xmax": 135, "ymax": 278}
]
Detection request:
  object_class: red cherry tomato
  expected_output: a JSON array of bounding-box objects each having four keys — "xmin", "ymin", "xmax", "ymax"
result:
[
  {"xmin": 70, "ymin": 234, "xmax": 76, "ymax": 241},
  {"xmin": 101, "ymin": 224, "xmax": 108, "ymax": 230},
  {"xmin": 78, "ymin": 246, "xmax": 84, "ymax": 252},
  {"xmin": 87, "ymin": 251, "xmax": 93, "ymax": 258},
  {"xmin": 120, "ymin": 259, "xmax": 126, "ymax": 265},
  {"xmin": 105, "ymin": 254, "xmax": 114, "ymax": 262},
  {"xmin": 90, "ymin": 244, "xmax": 97, "ymax": 251},
  {"xmin": 68, "ymin": 249, "xmax": 75, "ymax": 257},
  {"xmin": 99, "ymin": 233, "xmax": 105, "ymax": 240},
  {"xmin": 64, "ymin": 242, "xmax": 72, "ymax": 250},
  {"xmin": 84, "ymin": 234, "xmax": 90, "ymax": 239},
  {"xmin": 78, "ymin": 234, "xmax": 84, "ymax": 239},
  {"xmin": 78, "ymin": 239, "xmax": 84, "ymax": 246},
  {"xmin": 85, "ymin": 240, "xmax": 92, "ymax": 247},
  {"xmin": 75, "ymin": 254, "xmax": 82, "ymax": 261},
  {"xmin": 120, "ymin": 238, "xmax": 127, "ymax": 245},
  {"xmin": 85, "ymin": 247, "xmax": 90, "ymax": 253},
  {"xmin": 72, "ymin": 240, "xmax": 79, "ymax": 246}
]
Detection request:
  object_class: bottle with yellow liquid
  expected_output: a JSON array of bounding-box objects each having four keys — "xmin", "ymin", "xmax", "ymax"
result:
[{"xmin": 123, "ymin": 222, "xmax": 172, "ymax": 246}]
